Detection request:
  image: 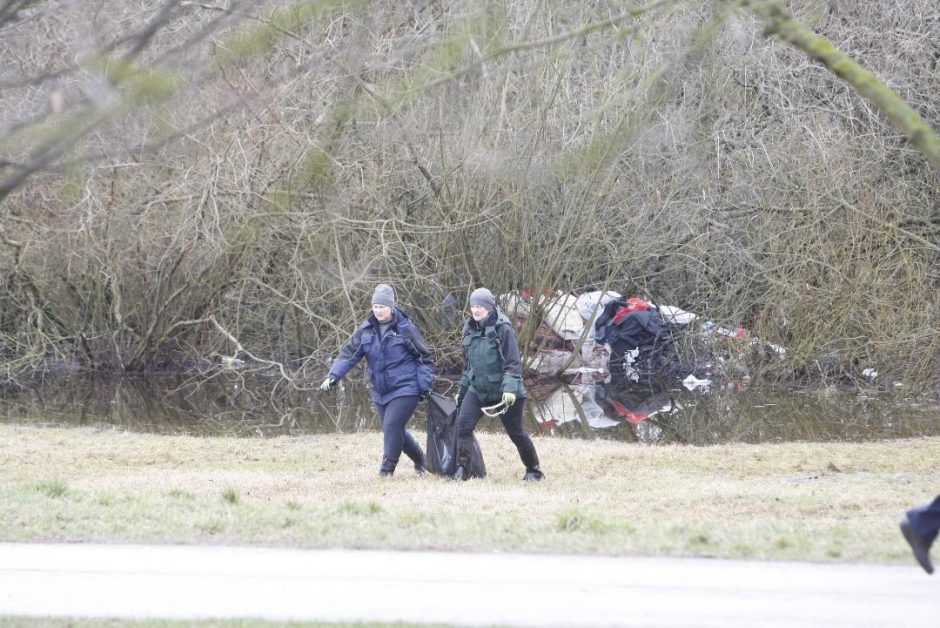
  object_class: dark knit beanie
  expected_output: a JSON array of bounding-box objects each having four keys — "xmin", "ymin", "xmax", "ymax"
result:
[
  {"xmin": 371, "ymin": 284, "xmax": 395, "ymax": 308},
  {"xmin": 469, "ymin": 287, "xmax": 496, "ymax": 312}
]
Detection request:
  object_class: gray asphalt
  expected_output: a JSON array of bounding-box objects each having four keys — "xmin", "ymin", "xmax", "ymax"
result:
[{"xmin": 0, "ymin": 542, "xmax": 936, "ymax": 626}]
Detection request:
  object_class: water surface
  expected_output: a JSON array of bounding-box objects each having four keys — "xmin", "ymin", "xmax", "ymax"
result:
[{"xmin": 1, "ymin": 374, "xmax": 937, "ymax": 445}]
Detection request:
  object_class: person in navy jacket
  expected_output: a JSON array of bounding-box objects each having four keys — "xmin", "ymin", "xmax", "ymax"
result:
[{"xmin": 320, "ymin": 284, "xmax": 434, "ymax": 476}]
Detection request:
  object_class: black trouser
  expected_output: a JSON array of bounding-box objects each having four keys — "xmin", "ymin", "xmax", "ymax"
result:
[
  {"xmin": 374, "ymin": 395, "xmax": 424, "ymax": 471},
  {"xmin": 456, "ymin": 390, "xmax": 539, "ymax": 470},
  {"xmin": 908, "ymin": 495, "xmax": 940, "ymax": 544}
]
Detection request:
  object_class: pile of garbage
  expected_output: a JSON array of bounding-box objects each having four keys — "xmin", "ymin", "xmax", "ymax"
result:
[{"xmin": 500, "ymin": 290, "xmax": 787, "ymax": 390}]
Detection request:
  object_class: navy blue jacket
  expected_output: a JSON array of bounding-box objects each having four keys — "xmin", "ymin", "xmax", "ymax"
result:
[{"xmin": 328, "ymin": 308, "xmax": 434, "ymax": 405}]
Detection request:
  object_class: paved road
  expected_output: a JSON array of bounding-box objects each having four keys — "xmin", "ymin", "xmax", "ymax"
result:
[{"xmin": 0, "ymin": 542, "xmax": 936, "ymax": 626}]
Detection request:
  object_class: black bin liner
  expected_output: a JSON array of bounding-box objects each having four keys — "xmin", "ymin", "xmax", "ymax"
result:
[{"xmin": 426, "ymin": 392, "xmax": 486, "ymax": 478}]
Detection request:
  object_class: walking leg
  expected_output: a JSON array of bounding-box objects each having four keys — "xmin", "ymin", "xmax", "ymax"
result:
[
  {"xmin": 500, "ymin": 399, "xmax": 543, "ymax": 481},
  {"xmin": 453, "ymin": 391, "xmax": 484, "ymax": 480}
]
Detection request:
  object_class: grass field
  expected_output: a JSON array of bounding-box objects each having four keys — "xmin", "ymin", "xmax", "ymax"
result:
[
  {"xmin": 1, "ymin": 423, "xmax": 937, "ymax": 565},
  {"xmin": 0, "ymin": 620, "xmax": 428, "ymax": 627}
]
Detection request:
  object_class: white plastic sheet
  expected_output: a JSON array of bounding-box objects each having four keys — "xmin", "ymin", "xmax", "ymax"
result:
[
  {"xmin": 541, "ymin": 293, "xmax": 584, "ymax": 341},
  {"xmin": 658, "ymin": 305, "xmax": 697, "ymax": 325}
]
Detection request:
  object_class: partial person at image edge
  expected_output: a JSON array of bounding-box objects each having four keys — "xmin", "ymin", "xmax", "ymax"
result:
[
  {"xmin": 320, "ymin": 283, "xmax": 434, "ymax": 476},
  {"xmin": 900, "ymin": 494, "xmax": 939, "ymax": 575}
]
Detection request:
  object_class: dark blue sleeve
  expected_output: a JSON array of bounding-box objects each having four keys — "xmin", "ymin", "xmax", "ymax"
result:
[
  {"xmin": 328, "ymin": 327, "xmax": 365, "ymax": 381},
  {"xmin": 405, "ymin": 324, "xmax": 435, "ymax": 393}
]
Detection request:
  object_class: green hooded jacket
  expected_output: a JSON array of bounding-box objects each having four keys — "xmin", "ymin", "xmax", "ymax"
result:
[{"xmin": 458, "ymin": 310, "xmax": 526, "ymax": 404}]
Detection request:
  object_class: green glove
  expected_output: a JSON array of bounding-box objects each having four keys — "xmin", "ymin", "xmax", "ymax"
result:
[
  {"xmin": 319, "ymin": 377, "xmax": 335, "ymax": 392},
  {"xmin": 501, "ymin": 391, "xmax": 517, "ymax": 407}
]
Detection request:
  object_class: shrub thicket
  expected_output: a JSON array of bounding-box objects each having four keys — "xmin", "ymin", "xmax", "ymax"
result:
[{"xmin": 0, "ymin": 1, "xmax": 937, "ymax": 390}]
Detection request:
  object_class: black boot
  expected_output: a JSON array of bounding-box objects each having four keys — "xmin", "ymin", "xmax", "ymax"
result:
[
  {"xmin": 451, "ymin": 437, "xmax": 472, "ymax": 481},
  {"xmin": 413, "ymin": 451, "xmax": 427, "ymax": 476},
  {"xmin": 517, "ymin": 438, "xmax": 542, "ymax": 481},
  {"xmin": 404, "ymin": 443, "xmax": 427, "ymax": 476},
  {"xmin": 378, "ymin": 456, "xmax": 397, "ymax": 477},
  {"xmin": 522, "ymin": 466, "xmax": 544, "ymax": 482},
  {"xmin": 517, "ymin": 439, "xmax": 542, "ymax": 481}
]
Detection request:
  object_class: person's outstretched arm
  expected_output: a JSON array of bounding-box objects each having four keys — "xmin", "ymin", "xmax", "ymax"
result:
[{"xmin": 328, "ymin": 327, "xmax": 366, "ymax": 382}]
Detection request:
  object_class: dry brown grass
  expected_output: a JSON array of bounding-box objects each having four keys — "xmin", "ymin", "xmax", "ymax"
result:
[{"xmin": 2, "ymin": 424, "xmax": 937, "ymax": 565}]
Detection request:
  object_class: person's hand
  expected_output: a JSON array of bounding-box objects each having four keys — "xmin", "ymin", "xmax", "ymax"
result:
[
  {"xmin": 501, "ymin": 392, "xmax": 517, "ymax": 407},
  {"xmin": 319, "ymin": 377, "xmax": 335, "ymax": 392}
]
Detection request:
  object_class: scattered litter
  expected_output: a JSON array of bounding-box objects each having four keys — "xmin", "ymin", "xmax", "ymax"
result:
[
  {"xmin": 492, "ymin": 289, "xmax": 789, "ymax": 387},
  {"xmin": 703, "ymin": 321, "xmax": 747, "ymax": 339},
  {"xmin": 658, "ymin": 305, "xmax": 697, "ymax": 325},
  {"xmin": 219, "ymin": 356, "xmax": 245, "ymax": 370},
  {"xmin": 525, "ymin": 349, "xmax": 578, "ymax": 377},
  {"xmin": 683, "ymin": 374, "xmax": 712, "ymax": 391}
]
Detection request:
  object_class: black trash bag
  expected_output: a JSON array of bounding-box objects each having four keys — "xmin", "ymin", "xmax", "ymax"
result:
[{"xmin": 426, "ymin": 392, "xmax": 486, "ymax": 478}]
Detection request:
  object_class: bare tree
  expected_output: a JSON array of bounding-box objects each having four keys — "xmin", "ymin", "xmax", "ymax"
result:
[{"xmin": 0, "ymin": 0, "xmax": 936, "ymax": 387}]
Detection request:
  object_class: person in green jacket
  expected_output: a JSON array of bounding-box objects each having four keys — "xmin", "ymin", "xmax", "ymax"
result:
[{"xmin": 453, "ymin": 288, "xmax": 543, "ymax": 481}]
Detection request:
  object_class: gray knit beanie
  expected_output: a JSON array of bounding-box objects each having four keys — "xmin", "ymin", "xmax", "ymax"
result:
[
  {"xmin": 469, "ymin": 287, "xmax": 496, "ymax": 312},
  {"xmin": 371, "ymin": 284, "xmax": 395, "ymax": 308}
]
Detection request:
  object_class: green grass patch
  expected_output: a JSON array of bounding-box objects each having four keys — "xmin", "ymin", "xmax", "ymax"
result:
[
  {"xmin": 0, "ymin": 618, "xmax": 445, "ymax": 627},
  {"xmin": 0, "ymin": 424, "xmax": 936, "ymax": 565},
  {"xmin": 33, "ymin": 481, "xmax": 68, "ymax": 498},
  {"xmin": 336, "ymin": 500, "xmax": 382, "ymax": 516}
]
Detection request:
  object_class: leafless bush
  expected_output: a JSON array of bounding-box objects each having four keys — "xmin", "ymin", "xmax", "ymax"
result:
[{"xmin": 0, "ymin": 0, "xmax": 937, "ymax": 391}]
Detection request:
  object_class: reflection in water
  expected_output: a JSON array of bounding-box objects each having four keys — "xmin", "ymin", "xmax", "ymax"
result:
[
  {"xmin": 0, "ymin": 374, "xmax": 938, "ymax": 445},
  {"xmin": 526, "ymin": 376, "xmax": 940, "ymax": 445},
  {"xmin": 528, "ymin": 379, "xmax": 678, "ymax": 443},
  {"xmin": 0, "ymin": 374, "xmax": 376, "ymax": 438}
]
